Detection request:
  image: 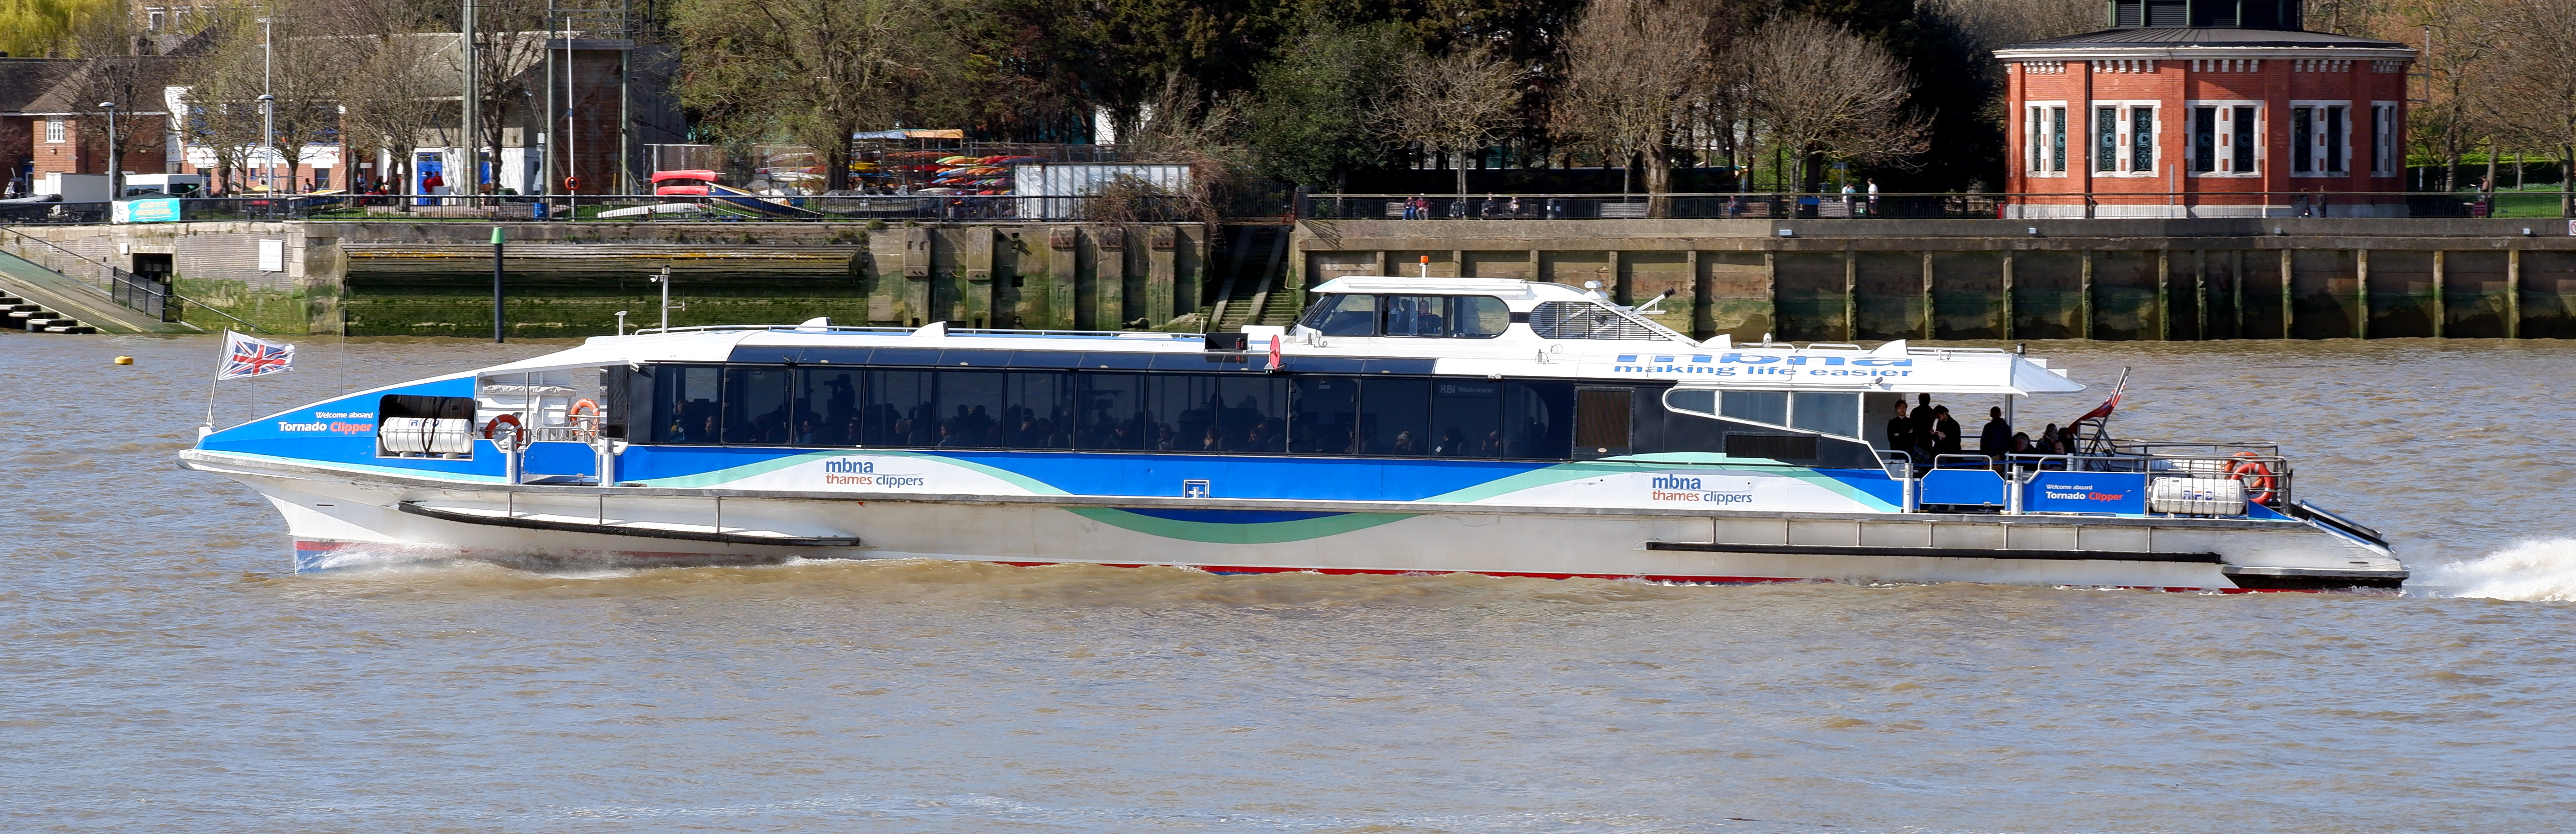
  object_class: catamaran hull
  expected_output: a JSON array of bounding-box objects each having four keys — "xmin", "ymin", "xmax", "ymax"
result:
[{"xmin": 190, "ymin": 453, "xmax": 2404, "ymax": 591}]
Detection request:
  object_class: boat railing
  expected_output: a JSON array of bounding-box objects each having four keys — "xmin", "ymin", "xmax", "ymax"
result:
[
  {"xmin": 1997, "ymin": 447, "xmax": 2293, "ymax": 507},
  {"xmin": 632, "ymin": 323, "xmax": 1205, "ymax": 340}
]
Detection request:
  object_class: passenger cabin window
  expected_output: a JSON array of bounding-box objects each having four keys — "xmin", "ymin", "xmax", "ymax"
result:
[
  {"xmin": 645, "ymin": 361, "xmax": 1567, "ymax": 460},
  {"xmin": 1528, "ymin": 301, "xmax": 1665, "ymax": 340},
  {"xmin": 1299, "ymin": 293, "xmax": 1508, "ymax": 338},
  {"xmin": 1662, "ymin": 388, "xmax": 1859, "ymax": 438}
]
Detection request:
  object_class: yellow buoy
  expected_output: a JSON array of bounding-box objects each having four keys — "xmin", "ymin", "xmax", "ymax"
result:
[{"xmin": 114, "ymin": 355, "xmax": 134, "ymax": 365}]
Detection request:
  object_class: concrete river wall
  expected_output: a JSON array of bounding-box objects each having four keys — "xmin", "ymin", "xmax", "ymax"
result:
[
  {"xmin": 3, "ymin": 217, "xmax": 2569, "ymax": 339},
  {"xmin": 1291, "ymin": 218, "xmax": 2576, "ymax": 342}
]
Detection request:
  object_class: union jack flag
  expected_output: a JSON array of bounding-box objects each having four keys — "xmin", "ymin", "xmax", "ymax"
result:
[{"xmin": 217, "ymin": 330, "xmax": 295, "ymax": 380}]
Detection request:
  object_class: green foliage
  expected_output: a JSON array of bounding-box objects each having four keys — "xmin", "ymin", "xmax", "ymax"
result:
[
  {"xmin": 1244, "ymin": 17, "xmax": 1417, "ymax": 187},
  {"xmin": 0, "ymin": 0, "xmax": 109, "ymax": 57}
]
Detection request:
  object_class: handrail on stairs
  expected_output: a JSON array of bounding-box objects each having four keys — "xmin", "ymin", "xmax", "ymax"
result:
[{"xmin": 0, "ymin": 225, "xmax": 267, "ymax": 333}]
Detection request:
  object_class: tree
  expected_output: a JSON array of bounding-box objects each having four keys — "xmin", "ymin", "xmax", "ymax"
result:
[
  {"xmin": 2482, "ymin": 0, "xmax": 2576, "ymax": 216},
  {"xmin": 1244, "ymin": 16, "xmax": 1416, "ymax": 190},
  {"xmin": 0, "ymin": 0, "xmax": 112, "ymax": 58},
  {"xmin": 672, "ymin": 0, "xmax": 970, "ymax": 192},
  {"xmin": 1553, "ymin": 0, "xmax": 1713, "ymax": 210},
  {"xmin": 1728, "ymin": 14, "xmax": 1927, "ymax": 192},
  {"xmin": 1378, "ymin": 46, "xmax": 1524, "ymax": 199},
  {"xmin": 337, "ymin": 6, "xmax": 452, "ymax": 195}
]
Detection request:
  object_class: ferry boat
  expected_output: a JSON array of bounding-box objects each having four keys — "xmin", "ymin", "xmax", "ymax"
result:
[{"xmin": 180, "ymin": 276, "xmax": 2405, "ymax": 591}]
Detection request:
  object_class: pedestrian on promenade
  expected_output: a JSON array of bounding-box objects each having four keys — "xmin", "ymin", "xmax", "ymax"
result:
[{"xmin": 1866, "ymin": 178, "xmax": 1880, "ymax": 216}]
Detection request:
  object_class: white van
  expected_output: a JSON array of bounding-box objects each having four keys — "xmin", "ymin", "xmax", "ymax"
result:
[{"xmin": 122, "ymin": 174, "xmax": 206, "ymax": 198}]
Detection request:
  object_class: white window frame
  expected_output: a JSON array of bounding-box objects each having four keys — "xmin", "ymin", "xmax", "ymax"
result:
[
  {"xmin": 2369, "ymin": 102, "xmax": 2400, "ymax": 176},
  {"xmin": 2185, "ymin": 100, "xmax": 2261, "ymax": 178},
  {"xmin": 2090, "ymin": 100, "xmax": 2161, "ymax": 177},
  {"xmin": 2289, "ymin": 99, "xmax": 2353, "ymax": 178},
  {"xmin": 2026, "ymin": 100, "xmax": 2069, "ymax": 178},
  {"xmin": 43, "ymin": 117, "xmax": 65, "ymax": 143}
]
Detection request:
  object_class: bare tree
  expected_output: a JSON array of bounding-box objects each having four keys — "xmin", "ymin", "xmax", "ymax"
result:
[
  {"xmin": 1378, "ymin": 47, "xmax": 1525, "ymax": 201},
  {"xmin": 2482, "ymin": 0, "xmax": 2576, "ymax": 216},
  {"xmin": 1553, "ymin": 0, "xmax": 1710, "ymax": 211},
  {"xmin": 339, "ymin": 31, "xmax": 451, "ymax": 195},
  {"xmin": 673, "ymin": 0, "xmax": 968, "ymax": 192},
  {"xmin": 1728, "ymin": 14, "xmax": 1928, "ymax": 192}
]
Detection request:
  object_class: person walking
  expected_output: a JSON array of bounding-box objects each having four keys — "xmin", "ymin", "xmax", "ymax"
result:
[
  {"xmin": 1840, "ymin": 181, "xmax": 1857, "ymax": 216},
  {"xmin": 1865, "ymin": 178, "xmax": 1880, "ymax": 216}
]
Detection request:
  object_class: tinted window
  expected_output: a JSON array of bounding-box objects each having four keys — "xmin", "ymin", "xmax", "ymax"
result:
[
  {"xmin": 1358, "ymin": 378, "xmax": 1432, "ymax": 455},
  {"xmin": 1501, "ymin": 381, "xmax": 1568, "ymax": 459},
  {"xmin": 1721, "ymin": 390, "xmax": 1788, "ymax": 425},
  {"xmin": 1385, "ymin": 296, "xmax": 1449, "ymax": 337},
  {"xmin": 1075, "ymin": 373, "xmax": 1155, "ymax": 449},
  {"xmin": 1663, "ymin": 388, "xmax": 1717, "ymax": 417},
  {"xmin": 652, "ymin": 365, "xmax": 722, "ymax": 443},
  {"xmin": 1790, "ymin": 392, "xmax": 1859, "ymax": 438},
  {"xmin": 929, "ymin": 370, "xmax": 1007, "ymax": 448},
  {"xmin": 1304, "ymin": 294, "xmax": 1378, "ymax": 336},
  {"xmin": 800, "ymin": 368, "xmax": 865, "ymax": 445},
  {"xmin": 1454, "ymin": 296, "xmax": 1509, "ymax": 337},
  {"xmin": 1158, "ymin": 374, "xmax": 1288, "ymax": 453},
  {"xmin": 1291, "ymin": 377, "xmax": 1360, "ymax": 454},
  {"xmin": 723, "ymin": 366, "xmax": 797, "ymax": 444},
  {"xmin": 870, "ymin": 369, "xmax": 941, "ymax": 446},
  {"xmin": 999, "ymin": 372, "xmax": 1071, "ymax": 449},
  {"xmin": 1430, "ymin": 380, "xmax": 1501, "ymax": 456}
]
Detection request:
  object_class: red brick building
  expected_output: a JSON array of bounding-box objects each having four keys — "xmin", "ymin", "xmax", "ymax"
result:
[
  {"xmin": 1, "ymin": 58, "xmax": 174, "ymax": 198},
  {"xmin": 1996, "ymin": 0, "xmax": 2415, "ymax": 217}
]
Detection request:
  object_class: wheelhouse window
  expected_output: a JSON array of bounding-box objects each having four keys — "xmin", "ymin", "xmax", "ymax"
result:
[{"xmin": 1300, "ymin": 293, "xmax": 1508, "ymax": 338}]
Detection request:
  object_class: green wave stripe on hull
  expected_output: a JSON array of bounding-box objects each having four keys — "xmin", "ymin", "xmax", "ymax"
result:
[
  {"xmin": 641, "ymin": 450, "xmax": 1072, "ymax": 494},
  {"xmin": 1066, "ymin": 507, "xmax": 1415, "ymax": 544}
]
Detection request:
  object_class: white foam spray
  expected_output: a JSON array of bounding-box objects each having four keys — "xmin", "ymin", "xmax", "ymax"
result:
[{"xmin": 2405, "ymin": 538, "xmax": 2576, "ymax": 602}]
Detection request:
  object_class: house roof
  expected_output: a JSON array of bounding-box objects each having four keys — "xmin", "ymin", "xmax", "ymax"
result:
[
  {"xmin": 0, "ymin": 60, "xmax": 83, "ymax": 113},
  {"xmin": 1996, "ymin": 26, "xmax": 2415, "ymax": 59},
  {"xmin": 8, "ymin": 57, "xmax": 184, "ymax": 116}
]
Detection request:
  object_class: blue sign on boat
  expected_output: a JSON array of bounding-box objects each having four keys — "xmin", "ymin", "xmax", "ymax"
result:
[{"xmin": 2024, "ymin": 472, "xmax": 2146, "ymax": 514}]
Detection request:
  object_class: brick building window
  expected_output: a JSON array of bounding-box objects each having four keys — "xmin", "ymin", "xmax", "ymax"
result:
[
  {"xmin": 2095, "ymin": 107, "xmax": 2119, "ymax": 172},
  {"xmin": 2370, "ymin": 104, "xmax": 2398, "ymax": 175},
  {"xmin": 44, "ymin": 117, "xmax": 65, "ymax": 143},
  {"xmin": 2130, "ymin": 107, "xmax": 2154, "ymax": 172},
  {"xmin": 2189, "ymin": 103, "xmax": 2260, "ymax": 175},
  {"xmin": 2291, "ymin": 103, "xmax": 2350, "ymax": 175},
  {"xmin": 2026, "ymin": 104, "xmax": 2070, "ymax": 175}
]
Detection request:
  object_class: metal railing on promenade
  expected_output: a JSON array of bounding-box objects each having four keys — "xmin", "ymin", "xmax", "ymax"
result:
[
  {"xmin": 1299, "ymin": 190, "xmax": 2576, "ymax": 221},
  {"xmin": 0, "ymin": 193, "xmax": 1193, "ymax": 226}
]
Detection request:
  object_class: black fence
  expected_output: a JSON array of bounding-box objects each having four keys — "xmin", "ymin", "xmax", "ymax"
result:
[
  {"xmin": 0, "ymin": 193, "xmax": 1192, "ymax": 225},
  {"xmin": 108, "ymin": 268, "xmax": 177, "ymax": 322}
]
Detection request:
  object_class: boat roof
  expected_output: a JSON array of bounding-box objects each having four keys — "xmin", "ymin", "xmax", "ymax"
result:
[{"xmin": 474, "ymin": 277, "xmax": 2087, "ymax": 396}]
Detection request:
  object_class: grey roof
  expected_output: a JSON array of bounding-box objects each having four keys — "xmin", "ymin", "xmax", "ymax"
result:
[
  {"xmin": 0, "ymin": 59, "xmax": 81, "ymax": 112},
  {"xmin": 2003, "ymin": 26, "xmax": 2408, "ymax": 51}
]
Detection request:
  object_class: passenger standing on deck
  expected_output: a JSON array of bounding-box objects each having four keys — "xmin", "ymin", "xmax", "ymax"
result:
[
  {"xmin": 2039, "ymin": 422, "xmax": 2061, "ymax": 455},
  {"xmin": 1980, "ymin": 406, "xmax": 2012, "ymax": 461},
  {"xmin": 1908, "ymin": 394, "xmax": 1938, "ymax": 463},
  {"xmin": 1933, "ymin": 406, "xmax": 1962, "ymax": 459},
  {"xmin": 1885, "ymin": 401, "xmax": 1915, "ymax": 463}
]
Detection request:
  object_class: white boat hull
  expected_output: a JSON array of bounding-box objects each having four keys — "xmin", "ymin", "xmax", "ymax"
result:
[{"xmin": 192, "ymin": 451, "xmax": 2402, "ymax": 591}]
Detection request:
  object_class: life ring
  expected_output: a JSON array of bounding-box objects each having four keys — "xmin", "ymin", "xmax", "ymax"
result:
[
  {"xmin": 567, "ymin": 399, "xmax": 600, "ymax": 438},
  {"xmin": 2227, "ymin": 452, "xmax": 2277, "ymax": 505},
  {"xmin": 562, "ymin": 176, "xmax": 580, "ymax": 192},
  {"xmin": 483, "ymin": 413, "xmax": 528, "ymax": 449}
]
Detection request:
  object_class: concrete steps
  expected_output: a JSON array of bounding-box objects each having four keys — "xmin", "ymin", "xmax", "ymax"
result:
[{"xmin": 2, "ymin": 291, "xmax": 94, "ymax": 333}]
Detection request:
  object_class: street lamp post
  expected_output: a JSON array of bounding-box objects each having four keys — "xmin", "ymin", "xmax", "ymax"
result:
[
  {"xmin": 98, "ymin": 102, "xmax": 118, "ymax": 200},
  {"xmin": 257, "ymin": 93, "xmax": 275, "ymax": 212}
]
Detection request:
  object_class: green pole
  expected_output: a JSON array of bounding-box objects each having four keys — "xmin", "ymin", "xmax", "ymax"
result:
[{"xmin": 492, "ymin": 226, "xmax": 505, "ymax": 343}]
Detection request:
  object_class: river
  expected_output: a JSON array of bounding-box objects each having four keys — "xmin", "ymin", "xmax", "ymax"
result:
[{"xmin": 3, "ymin": 332, "xmax": 2571, "ymax": 832}]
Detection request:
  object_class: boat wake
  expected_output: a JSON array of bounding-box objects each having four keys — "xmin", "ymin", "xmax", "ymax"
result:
[{"xmin": 2406, "ymin": 538, "xmax": 2576, "ymax": 602}]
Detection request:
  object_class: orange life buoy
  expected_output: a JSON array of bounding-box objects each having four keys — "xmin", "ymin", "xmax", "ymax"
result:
[
  {"xmin": 2227, "ymin": 452, "xmax": 2277, "ymax": 506},
  {"xmin": 483, "ymin": 413, "xmax": 528, "ymax": 449},
  {"xmin": 567, "ymin": 399, "xmax": 600, "ymax": 438}
]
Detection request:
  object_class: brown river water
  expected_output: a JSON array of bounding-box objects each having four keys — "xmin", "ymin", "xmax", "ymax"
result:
[{"xmin": 4, "ymin": 331, "xmax": 2573, "ymax": 833}]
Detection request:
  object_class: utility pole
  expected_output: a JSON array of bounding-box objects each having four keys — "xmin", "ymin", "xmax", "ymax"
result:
[
  {"xmin": 460, "ymin": 0, "xmax": 479, "ymax": 198},
  {"xmin": 98, "ymin": 101, "xmax": 118, "ymax": 200},
  {"xmin": 259, "ymin": 12, "xmax": 276, "ymax": 199},
  {"xmin": 543, "ymin": 0, "xmax": 554, "ymax": 200}
]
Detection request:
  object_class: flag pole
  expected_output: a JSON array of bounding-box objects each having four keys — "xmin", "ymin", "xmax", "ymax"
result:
[{"xmin": 204, "ymin": 329, "xmax": 231, "ymax": 435}]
